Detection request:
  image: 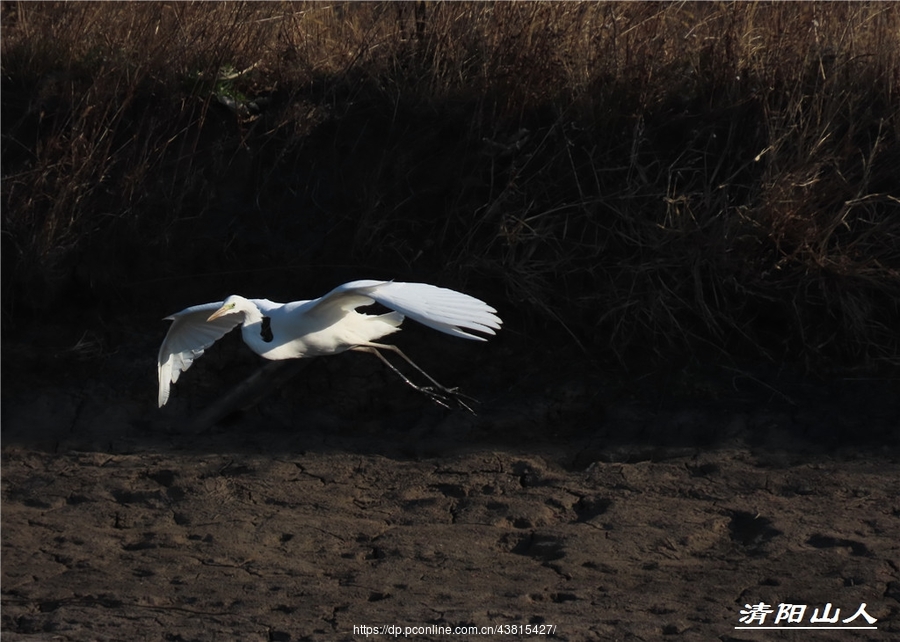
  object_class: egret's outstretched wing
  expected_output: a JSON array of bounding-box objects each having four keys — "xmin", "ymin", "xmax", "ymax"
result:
[
  {"xmin": 367, "ymin": 281, "xmax": 503, "ymax": 339},
  {"xmin": 158, "ymin": 301, "xmax": 237, "ymax": 407},
  {"xmin": 304, "ymin": 280, "xmax": 502, "ymax": 340}
]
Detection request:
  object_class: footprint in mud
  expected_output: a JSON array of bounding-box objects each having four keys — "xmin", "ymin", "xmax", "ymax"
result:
[
  {"xmin": 504, "ymin": 531, "xmax": 567, "ymax": 562},
  {"xmin": 145, "ymin": 469, "xmax": 177, "ymax": 487},
  {"xmin": 807, "ymin": 533, "xmax": 871, "ymax": 557},
  {"xmin": 110, "ymin": 488, "xmax": 166, "ymax": 506},
  {"xmin": 428, "ymin": 483, "xmax": 467, "ymax": 499},
  {"xmin": 727, "ymin": 510, "xmax": 782, "ymax": 551},
  {"xmin": 572, "ymin": 495, "xmax": 612, "ymax": 523}
]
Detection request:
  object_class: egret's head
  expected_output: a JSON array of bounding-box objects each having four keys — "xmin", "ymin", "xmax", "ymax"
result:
[{"xmin": 207, "ymin": 295, "xmax": 245, "ymax": 322}]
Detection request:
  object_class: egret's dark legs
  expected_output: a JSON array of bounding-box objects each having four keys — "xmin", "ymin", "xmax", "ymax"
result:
[{"xmin": 351, "ymin": 343, "xmax": 476, "ymax": 413}]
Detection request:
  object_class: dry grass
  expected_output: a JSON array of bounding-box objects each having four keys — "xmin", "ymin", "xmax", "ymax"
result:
[{"xmin": 3, "ymin": 1, "xmax": 899, "ymax": 368}]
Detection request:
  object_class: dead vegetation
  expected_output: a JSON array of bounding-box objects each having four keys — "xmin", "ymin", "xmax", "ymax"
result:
[{"xmin": 2, "ymin": 1, "xmax": 899, "ymax": 369}]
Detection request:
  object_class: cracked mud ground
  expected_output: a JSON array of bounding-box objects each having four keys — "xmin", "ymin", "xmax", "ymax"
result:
[{"xmin": 2, "ymin": 326, "xmax": 899, "ymax": 641}]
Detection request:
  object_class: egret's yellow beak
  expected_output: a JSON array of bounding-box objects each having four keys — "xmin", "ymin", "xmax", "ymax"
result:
[{"xmin": 207, "ymin": 303, "xmax": 235, "ymax": 322}]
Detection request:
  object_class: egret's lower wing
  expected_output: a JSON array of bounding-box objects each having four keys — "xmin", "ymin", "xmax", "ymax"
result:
[{"xmin": 157, "ymin": 302, "xmax": 240, "ymax": 407}]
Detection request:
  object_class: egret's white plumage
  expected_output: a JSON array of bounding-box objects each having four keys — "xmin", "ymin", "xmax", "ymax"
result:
[{"xmin": 157, "ymin": 280, "xmax": 502, "ymax": 408}]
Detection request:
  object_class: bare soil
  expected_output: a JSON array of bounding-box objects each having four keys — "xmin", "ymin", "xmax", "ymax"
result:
[{"xmin": 2, "ymin": 326, "xmax": 899, "ymax": 641}]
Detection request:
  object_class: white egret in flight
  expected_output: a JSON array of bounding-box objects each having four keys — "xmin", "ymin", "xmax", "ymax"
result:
[{"xmin": 157, "ymin": 280, "xmax": 502, "ymax": 410}]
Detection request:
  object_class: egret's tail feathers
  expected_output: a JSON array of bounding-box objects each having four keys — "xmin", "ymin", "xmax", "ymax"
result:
[{"xmin": 380, "ymin": 311, "xmax": 404, "ymax": 328}]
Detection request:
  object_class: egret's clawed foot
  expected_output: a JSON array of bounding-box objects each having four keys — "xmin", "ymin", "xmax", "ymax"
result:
[
  {"xmin": 420, "ymin": 385, "xmax": 478, "ymax": 414},
  {"xmin": 419, "ymin": 386, "xmax": 454, "ymax": 410},
  {"xmin": 353, "ymin": 345, "xmax": 479, "ymax": 414}
]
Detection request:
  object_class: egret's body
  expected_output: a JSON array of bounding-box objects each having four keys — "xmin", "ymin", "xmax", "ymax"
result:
[{"xmin": 157, "ymin": 280, "xmax": 502, "ymax": 408}]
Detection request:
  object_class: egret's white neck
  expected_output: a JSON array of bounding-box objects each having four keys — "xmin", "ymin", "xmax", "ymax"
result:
[{"xmin": 234, "ymin": 302, "xmax": 269, "ymax": 355}]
